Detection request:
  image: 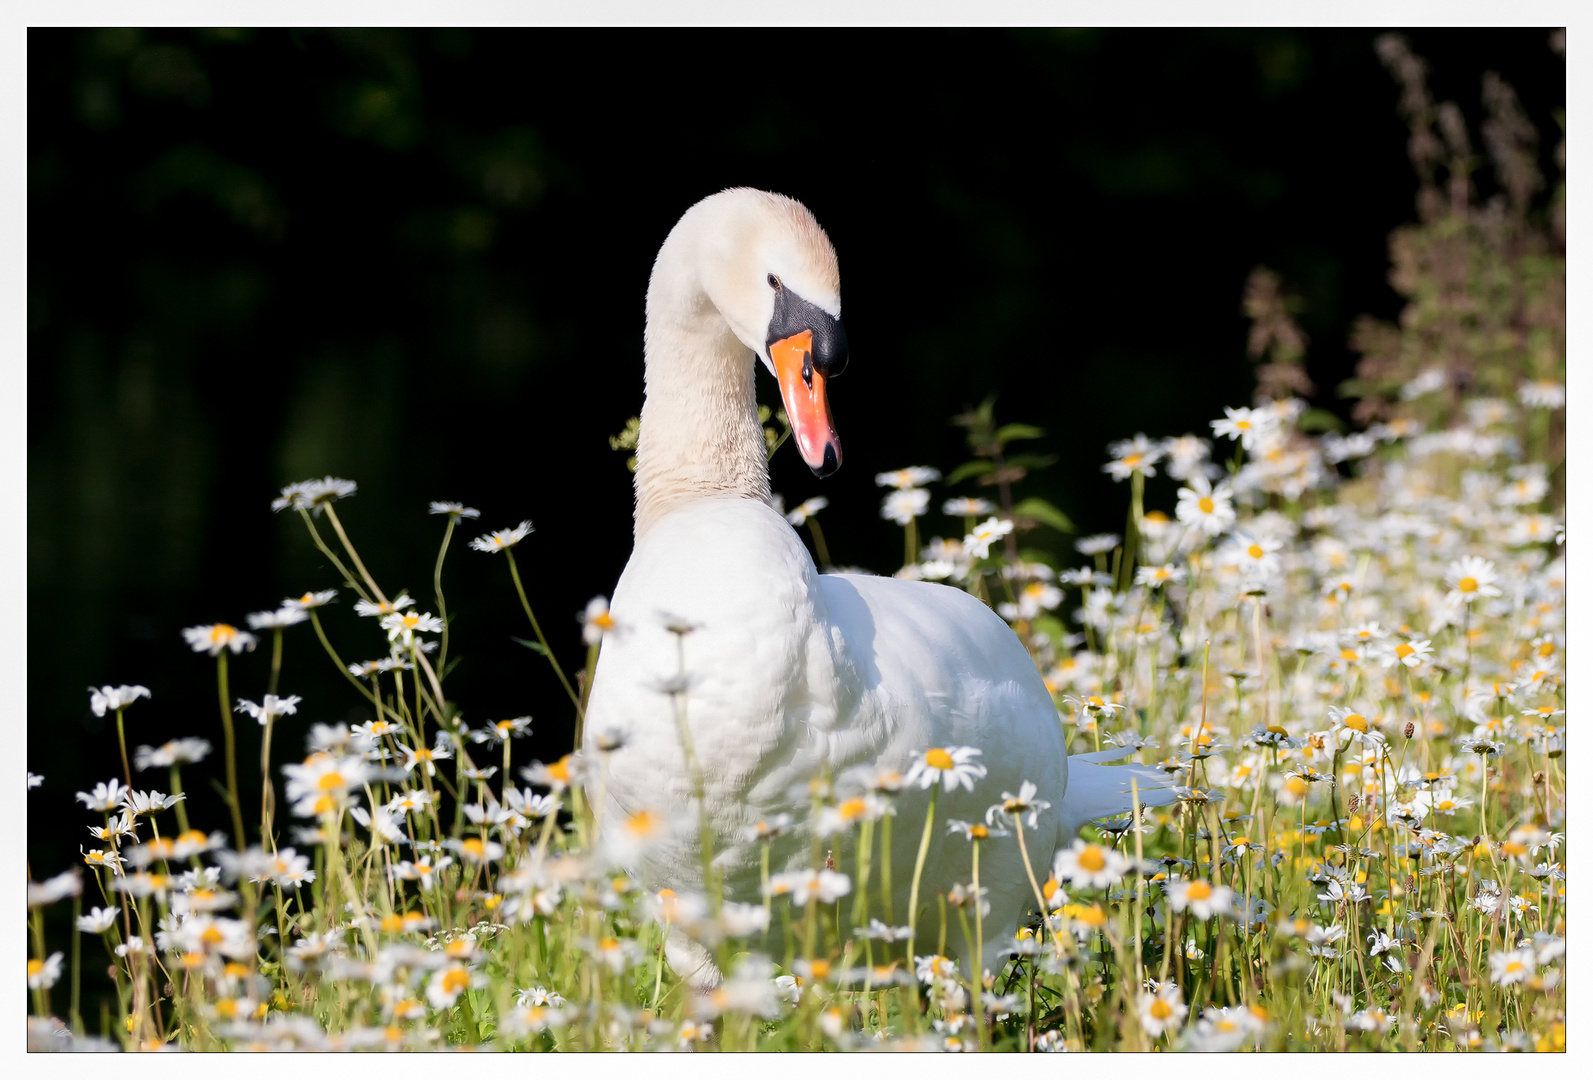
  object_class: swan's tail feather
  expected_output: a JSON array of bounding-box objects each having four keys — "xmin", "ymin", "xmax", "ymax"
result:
[{"xmin": 1059, "ymin": 753, "xmax": 1179, "ymax": 838}]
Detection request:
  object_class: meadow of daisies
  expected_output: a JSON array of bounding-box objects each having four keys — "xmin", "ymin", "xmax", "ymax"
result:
[{"xmin": 27, "ymin": 43, "xmax": 1565, "ymax": 1054}]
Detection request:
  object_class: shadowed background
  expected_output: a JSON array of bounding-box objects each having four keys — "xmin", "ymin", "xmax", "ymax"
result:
[{"xmin": 28, "ymin": 27, "xmax": 1562, "ymax": 960}]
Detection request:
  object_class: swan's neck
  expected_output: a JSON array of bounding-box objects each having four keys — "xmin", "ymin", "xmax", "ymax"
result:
[{"xmin": 633, "ymin": 243, "xmax": 770, "ymax": 537}]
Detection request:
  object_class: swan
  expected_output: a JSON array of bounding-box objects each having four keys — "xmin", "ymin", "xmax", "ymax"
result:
[{"xmin": 582, "ymin": 188, "xmax": 1170, "ymax": 985}]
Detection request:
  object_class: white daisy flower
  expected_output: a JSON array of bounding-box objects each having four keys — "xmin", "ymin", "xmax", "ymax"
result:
[
  {"xmin": 904, "ymin": 746, "xmax": 987, "ymax": 792},
  {"xmin": 470, "ymin": 520, "xmax": 535, "ymax": 553}
]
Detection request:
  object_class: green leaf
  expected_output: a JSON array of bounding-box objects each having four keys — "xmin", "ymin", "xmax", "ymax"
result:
[
  {"xmin": 512, "ymin": 636, "xmax": 549, "ymax": 656},
  {"xmin": 1297, "ymin": 408, "xmax": 1346, "ymax": 434},
  {"xmin": 1031, "ymin": 614, "xmax": 1068, "ymax": 647},
  {"xmin": 1004, "ymin": 452, "xmax": 1059, "ymax": 471},
  {"xmin": 946, "ymin": 459, "xmax": 996, "ymax": 485},
  {"xmin": 1012, "ymin": 496, "xmax": 1076, "ymax": 534},
  {"xmin": 994, "ymin": 422, "xmax": 1045, "ymax": 444}
]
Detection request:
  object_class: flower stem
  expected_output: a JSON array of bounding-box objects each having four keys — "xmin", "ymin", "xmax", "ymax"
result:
[
  {"xmin": 114, "ymin": 708, "xmax": 132, "ymax": 789},
  {"xmin": 503, "ymin": 548, "xmax": 581, "ymax": 713},
  {"xmin": 216, "ymin": 652, "xmax": 246, "ymax": 850},
  {"xmin": 905, "ymin": 785, "xmax": 940, "ymax": 963}
]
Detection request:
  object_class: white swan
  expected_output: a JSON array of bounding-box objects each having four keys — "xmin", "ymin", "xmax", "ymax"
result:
[{"xmin": 583, "ymin": 188, "xmax": 1169, "ymax": 984}]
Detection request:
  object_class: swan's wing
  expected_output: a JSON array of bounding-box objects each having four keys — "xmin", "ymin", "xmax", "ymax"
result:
[{"xmin": 1054, "ymin": 751, "xmax": 1180, "ymax": 838}]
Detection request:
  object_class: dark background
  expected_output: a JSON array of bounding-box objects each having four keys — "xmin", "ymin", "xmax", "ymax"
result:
[{"xmin": 29, "ymin": 28, "xmax": 1563, "ymax": 922}]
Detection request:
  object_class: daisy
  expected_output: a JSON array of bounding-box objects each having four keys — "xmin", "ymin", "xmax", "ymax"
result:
[
  {"xmin": 234, "ymin": 695, "xmax": 302, "ymax": 726},
  {"xmin": 354, "ymin": 592, "xmax": 415, "ymax": 618},
  {"xmin": 580, "ymin": 596, "xmax": 616, "ymax": 645},
  {"xmin": 1327, "ymin": 706, "xmax": 1383, "ymax": 746},
  {"xmin": 28, "ymin": 870, "xmax": 82, "ymax": 907},
  {"xmin": 470, "ymin": 520, "xmax": 534, "ymax": 553},
  {"xmin": 875, "ymin": 466, "xmax": 941, "ymax": 490},
  {"xmin": 428, "ymin": 501, "xmax": 481, "ymax": 519},
  {"xmin": 284, "ymin": 589, "xmax": 338, "ymax": 611},
  {"xmin": 282, "ymin": 753, "xmax": 370, "ymax": 817},
  {"xmin": 182, "ymin": 623, "xmax": 258, "ymax": 656},
  {"xmin": 904, "ymin": 746, "xmax": 987, "ymax": 792},
  {"xmin": 1228, "ymin": 532, "xmax": 1282, "ymax": 576},
  {"xmin": 1445, "ymin": 556, "xmax": 1502, "ymax": 605},
  {"xmin": 946, "ymin": 819, "xmax": 1007, "ymax": 841},
  {"xmin": 471, "ymin": 715, "xmax": 533, "ymax": 744},
  {"xmin": 271, "ymin": 476, "xmax": 356, "ymax": 515},
  {"xmin": 986, "ymin": 780, "xmax": 1051, "ymax": 829},
  {"xmin": 246, "ymin": 607, "xmax": 308, "ymax": 630},
  {"xmin": 391, "ymin": 855, "xmax": 454, "ymax": 890},
  {"xmin": 88, "ymin": 685, "xmax": 150, "ymax": 717},
  {"xmin": 401, "ymin": 738, "xmax": 453, "ymax": 777},
  {"xmin": 765, "ymin": 869, "xmax": 852, "ymax": 905},
  {"xmin": 881, "ymin": 488, "xmax": 930, "ymax": 524},
  {"xmin": 133, "ymin": 738, "xmax": 211, "ymax": 771},
  {"xmin": 1134, "ymin": 563, "xmax": 1187, "ymax": 589},
  {"xmin": 785, "ymin": 496, "xmax": 829, "ymax": 527},
  {"xmin": 1103, "ymin": 434, "xmax": 1163, "ymax": 480},
  {"xmin": 1516, "ymin": 380, "xmax": 1565, "ymax": 410},
  {"xmin": 77, "ymin": 906, "xmax": 119, "ymax": 934},
  {"xmin": 380, "ymin": 610, "xmax": 445, "ymax": 646},
  {"xmin": 1161, "ymin": 434, "xmax": 1213, "ymax": 480},
  {"xmin": 119, "ymin": 789, "xmax": 186, "ymax": 816},
  {"xmin": 1165, "ymin": 878, "xmax": 1233, "ymax": 920},
  {"xmin": 1138, "ymin": 981, "xmax": 1188, "ymax": 1038},
  {"xmin": 1175, "ymin": 475, "xmax": 1237, "ymax": 537},
  {"xmin": 1076, "ymin": 533, "xmax": 1120, "ymax": 556},
  {"xmin": 1210, "ymin": 406, "xmax": 1275, "ymax": 450},
  {"xmin": 942, "ymin": 496, "xmax": 994, "ymax": 517},
  {"xmin": 1380, "ymin": 638, "xmax": 1433, "ymax": 669},
  {"xmin": 964, "ymin": 517, "xmax": 1014, "ymax": 558},
  {"xmin": 1051, "ymin": 838, "xmax": 1130, "ymax": 889},
  {"xmin": 521, "ymin": 754, "xmax": 580, "ymax": 792},
  {"xmin": 27, "ymin": 953, "xmax": 64, "ymax": 990},
  {"xmin": 1489, "ymin": 947, "xmax": 1535, "ymax": 986}
]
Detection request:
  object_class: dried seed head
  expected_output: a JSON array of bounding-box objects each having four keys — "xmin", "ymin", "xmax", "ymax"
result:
[
  {"xmin": 1347, "ymin": 795, "xmax": 1361, "ymax": 816},
  {"xmin": 1404, "ymin": 721, "xmax": 1417, "ymax": 739}
]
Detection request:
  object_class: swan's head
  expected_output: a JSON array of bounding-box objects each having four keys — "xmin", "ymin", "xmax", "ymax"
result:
[{"xmin": 691, "ymin": 189, "xmax": 848, "ymax": 478}]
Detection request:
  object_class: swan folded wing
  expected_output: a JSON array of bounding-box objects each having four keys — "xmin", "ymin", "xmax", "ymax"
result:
[{"xmin": 1054, "ymin": 749, "xmax": 1179, "ymax": 839}]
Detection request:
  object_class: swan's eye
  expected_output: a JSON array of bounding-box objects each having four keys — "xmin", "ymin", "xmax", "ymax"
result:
[{"xmin": 767, "ymin": 274, "xmax": 782, "ymax": 290}]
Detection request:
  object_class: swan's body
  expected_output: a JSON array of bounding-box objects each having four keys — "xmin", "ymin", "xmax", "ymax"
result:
[{"xmin": 583, "ymin": 189, "xmax": 1168, "ymax": 982}]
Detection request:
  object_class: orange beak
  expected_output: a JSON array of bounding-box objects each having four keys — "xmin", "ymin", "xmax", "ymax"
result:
[{"xmin": 770, "ymin": 330, "xmax": 842, "ymax": 476}]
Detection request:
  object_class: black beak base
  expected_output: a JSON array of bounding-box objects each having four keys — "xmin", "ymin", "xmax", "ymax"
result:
[{"xmin": 767, "ymin": 286, "xmax": 848, "ymax": 378}]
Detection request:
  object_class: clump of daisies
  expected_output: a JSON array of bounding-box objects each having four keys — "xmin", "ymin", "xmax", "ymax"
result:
[{"xmin": 27, "ymin": 39, "xmax": 1563, "ymax": 1053}]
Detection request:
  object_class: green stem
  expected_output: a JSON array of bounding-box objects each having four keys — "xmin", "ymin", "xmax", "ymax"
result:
[
  {"xmin": 503, "ymin": 548, "xmax": 581, "ymax": 713},
  {"xmin": 905, "ymin": 785, "xmax": 940, "ymax": 962},
  {"xmin": 216, "ymin": 653, "xmax": 246, "ymax": 851},
  {"xmin": 115, "ymin": 709, "xmax": 131, "ymax": 789}
]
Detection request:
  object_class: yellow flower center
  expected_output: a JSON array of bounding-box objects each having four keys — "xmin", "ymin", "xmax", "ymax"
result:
[
  {"xmin": 1150, "ymin": 1000, "xmax": 1172, "ymax": 1020},
  {"xmin": 1235, "ymin": 419, "xmax": 1252, "ymax": 430},
  {"xmin": 210, "ymin": 624, "xmax": 236, "ymax": 644},
  {"xmin": 925, "ymin": 748, "xmax": 955, "ymax": 771},
  {"xmin": 548, "ymin": 757, "xmax": 571, "ymax": 783},
  {"xmin": 1341, "ymin": 649, "xmax": 1359, "ymax": 661},
  {"xmin": 1247, "ymin": 544, "xmax": 1264, "ymax": 559},
  {"xmin": 27, "ymin": 959, "xmax": 42, "ymax": 976},
  {"xmin": 1343, "ymin": 713, "xmax": 1367, "ymax": 732},
  {"xmin": 317, "ymin": 772, "xmax": 345, "ymax": 791},
  {"xmin": 1458, "ymin": 576, "xmax": 1479, "ymax": 593},
  {"xmin": 313, "ymin": 795, "xmax": 336, "ymax": 815},
  {"xmin": 969, "ymin": 824, "xmax": 989, "ymax": 839},
  {"xmin": 593, "ymin": 613, "xmax": 615, "ymax": 629},
  {"xmin": 838, "ymin": 797, "xmax": 866, "ymax": 820},
  {"xmin": 1187, "ymin": 881, "xmax": 1213, "ymax": 901},
  {"xmin": 201, "ymin": 926, "xmax": 224, "ymax": 946},
  {"xmin": 462, "ymin": 838, "xmax": 485, "ymax": 857},
  {"xmin": 1042, "ymin": 877, "xmax": 1061, "ymax": 901},
  {"xmin": 1078, "ymin": 846, "xmax": 1106, "ymax": 872},
  {"xmin": 1198, "ymin": 497, "xmax": 1215, "ymax": 514},
  {"xmin": 625, "ymin": 809, "xmax": 658, "ymax": 836},
  {"xmin": 442, "ymin": 968, "xmax": 470, "ymax": 994},
  {"xmin": 1538, "ymin": 642, "xmax": 1555, "ymax": 657},
  {"xmin": 1285, "ymin": 776, "xmax": 1309, "ymax": 797},
  {"xmin": 1122, "ymin": 454, "xmax": 1143, "ymax": 467},
  {"xmin": 402, "ymin": 614, "xmax": 420, "ymax": 629},
  {"xmin": 381, "ymin": 915, "xmax": 404, "ymax": 933},
  {"xmin": 809, "ymin": 959, "xmax": 831, "ymax": 979},
  {"xmin": 1395, "ymin": 643, "xmax": 1415, "ymax": 659}
]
